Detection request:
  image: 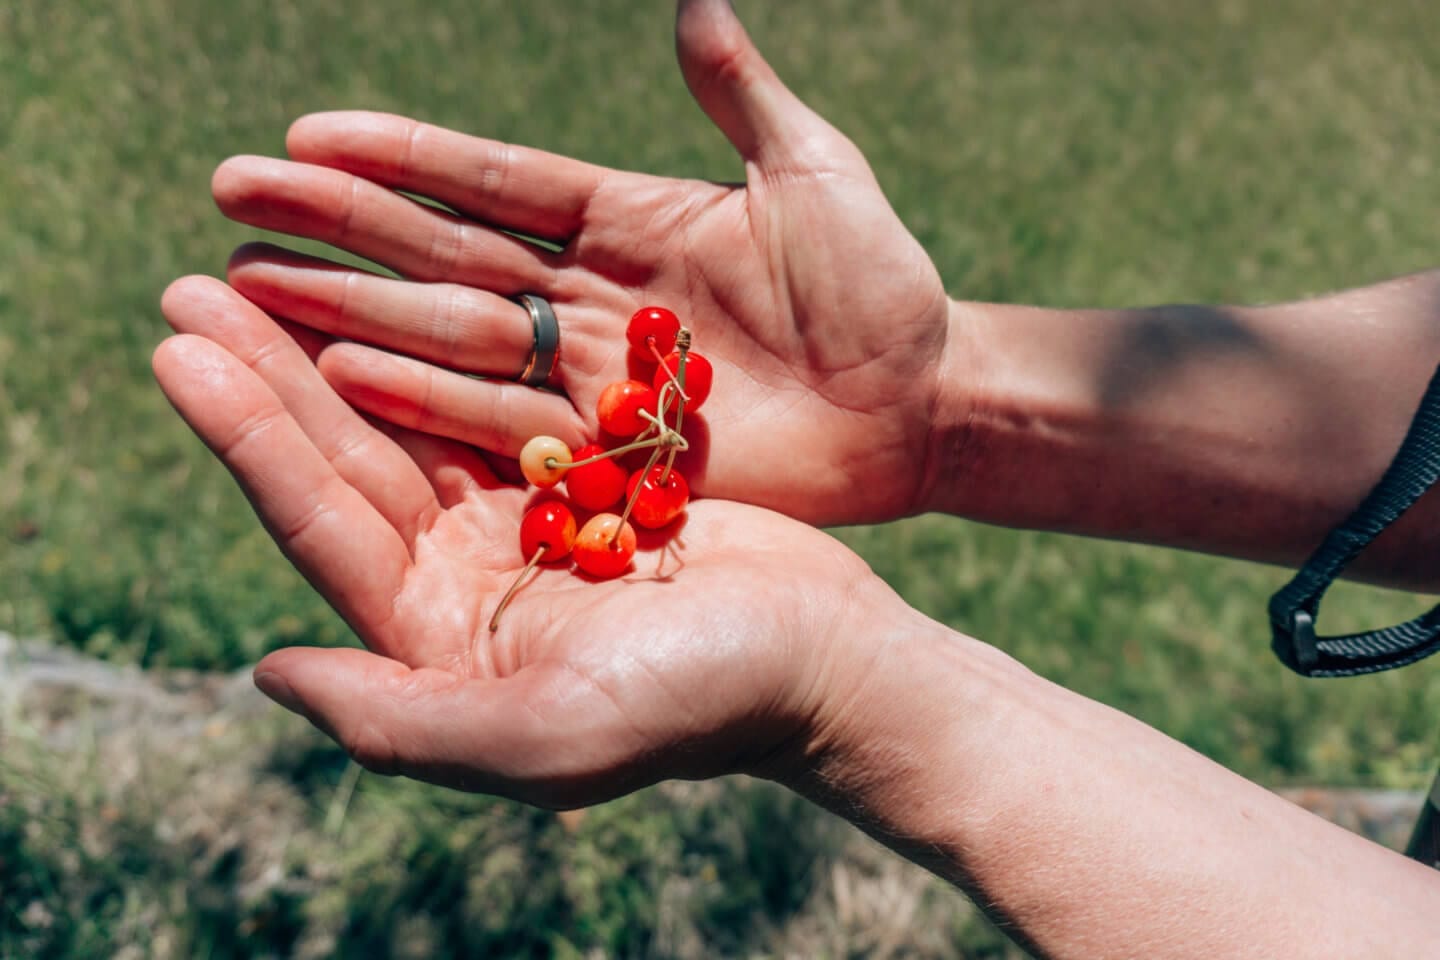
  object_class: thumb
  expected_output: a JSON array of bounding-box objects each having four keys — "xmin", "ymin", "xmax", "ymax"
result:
[
  {"xmin": 675, "ymin": 0, "xmax": 857, "ymax": 172},
  {"xmin": 253, "ymin": 646, "xmax": 611, "ymax": 804}
]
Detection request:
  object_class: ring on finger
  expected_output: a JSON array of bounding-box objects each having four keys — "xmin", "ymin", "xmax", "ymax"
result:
[{"xmin": 515, "ymin": 293, "xmax": 560, "ymax": 388}]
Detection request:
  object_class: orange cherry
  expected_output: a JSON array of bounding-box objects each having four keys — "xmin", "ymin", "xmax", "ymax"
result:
[
  {"xmin": 597, "ymin": 380, "xmax": 659, "ymax": 437},
  {"xmin": 572, "ymin": 513, "xmax": 637, "ymax": 579}
]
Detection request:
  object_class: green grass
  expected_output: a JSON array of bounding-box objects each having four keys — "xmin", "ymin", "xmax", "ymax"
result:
[
  {"xmin": 3, "ymin": 0, "xmax": 1440, "ymax": 955},
  {"xmin": 2, "ymin": 717, "xmax": 1012, "ymax": 958}
]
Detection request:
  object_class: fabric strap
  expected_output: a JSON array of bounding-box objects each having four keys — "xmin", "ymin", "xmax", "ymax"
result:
[{"xmin": 1269, "ymin": 364, "xmax": 1440, "ymax": 677}]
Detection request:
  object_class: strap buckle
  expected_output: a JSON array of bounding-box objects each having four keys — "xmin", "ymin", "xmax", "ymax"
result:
[{"xmin": 1287, "ymin": 609, "xmax": 1318, "ymax": 671}]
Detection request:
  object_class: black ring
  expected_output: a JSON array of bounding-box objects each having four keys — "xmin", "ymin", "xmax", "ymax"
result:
[{"xmin": 516, "ymin": 294, "xmax": 560, "ymax": 387}]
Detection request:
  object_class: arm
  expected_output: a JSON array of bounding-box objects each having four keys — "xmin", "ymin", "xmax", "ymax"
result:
[
  {"xmin": 786, "ymin": 608, "xmax": 1440, "ymax": 958},
  {"xmin": 157, "ymin": 277, "xmax": 1439, "ymax": 959},
  {"xmin": 205, "ymin": 0, "xmax": 1440, "ymax": 591},
  {"xmin": 929, "ymin": 274, "xmax": 1440, "ymax": 588}
]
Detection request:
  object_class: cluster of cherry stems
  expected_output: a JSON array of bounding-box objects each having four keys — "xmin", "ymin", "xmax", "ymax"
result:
[{"xmin": 489, "ymin": 307, "xmax": 714, "ymax": 631}]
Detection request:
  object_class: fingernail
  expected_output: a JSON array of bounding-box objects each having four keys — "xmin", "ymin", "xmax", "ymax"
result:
[{"xmin": 254, "ymin": 670, "xmax": 304, "ymax": 714}]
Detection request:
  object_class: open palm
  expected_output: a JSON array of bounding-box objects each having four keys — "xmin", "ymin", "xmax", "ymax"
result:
[
  {"xmin": 213, "ymin": 0, "xmax": 960, "ymax": 526},
  {"xmin": 155, "ymin": 277, "xmax": 891, "ymax": 804}
]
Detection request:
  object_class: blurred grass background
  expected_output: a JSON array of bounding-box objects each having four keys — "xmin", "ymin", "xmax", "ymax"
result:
[{"xmin": 3, "ymin": 0, "xmax": 1440, "ymax": 955}]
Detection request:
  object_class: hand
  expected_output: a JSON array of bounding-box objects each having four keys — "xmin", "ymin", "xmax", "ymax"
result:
[
  {"xmin": 210, "ymin": 0, "xmax": 964, "ymax": 526},
  {"xmin": 153, "ymin": 276, "xmax": 905, "ymax": 804}
]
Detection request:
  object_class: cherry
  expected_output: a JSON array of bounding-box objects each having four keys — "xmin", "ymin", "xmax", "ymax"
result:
[
  {"xmin": 520, "ymin": 501, "xmax": 578, "ymax": 563},
  {"xmin": 565, "ymin": 442, "xmax": 628, "ymax": 511},
  {"xmin": 626, "ymin": 464, "xmax": 690, "ymax": 529},
  {"xmin": 519, "ymin": 435, "xmax": 572, "ymax": 488},
  {"xmin": 597, "ymin": 380, "xmax": 659, "ymax": 437},
  {"xmin": 509, "ymin": 305, "xmax": 707, "ymax": 588},
  {"xmin": 654, "ymin": 351, "xmax": 713, "ymax": 412},
  {"xmin": 627, "ymin": 306, "xmax": 680, "ymax": 358},
  {"xmin": 490, "ymin": 501, "xmax": 577, "ymax": 631},
  {"xmin": 573, "ymin": 513, "xmax": 637, "ymax": 578}
]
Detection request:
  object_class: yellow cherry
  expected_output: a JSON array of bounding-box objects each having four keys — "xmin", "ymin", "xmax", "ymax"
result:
[{"xmin": 519, "ymin": 435, "xmax": 572, "ymax": 488}]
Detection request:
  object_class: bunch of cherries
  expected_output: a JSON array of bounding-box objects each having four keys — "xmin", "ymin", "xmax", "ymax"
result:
[{"xmin": 488, "ymin": 306, "xmax": 713, "ymax": 630}]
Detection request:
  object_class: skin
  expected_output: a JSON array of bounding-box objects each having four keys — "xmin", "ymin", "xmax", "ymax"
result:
[
  {"xmin": 213, "ymin": 0, "xmax": 958, "ymax": 527},
  {"xmin": 155, "ymin": 276, "xmax": 1440, "ymax": 958},
  {"xmin": 155, "ymin": 276, "xmax": 888, "ymax": 806},
  {"xmin": 160, "ymin": 0, "xmax": 1440, "ymax": 955},
  {"xmin": 212, "ymin": 6, "xmax": 1440, "ymax": 585},
  {"xmin": 947, "ymin": 285, "xmax": 1440, "ymax": 589}
]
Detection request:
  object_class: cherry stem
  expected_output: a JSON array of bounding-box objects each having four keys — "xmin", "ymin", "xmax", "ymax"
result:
[
  {"xmin": 634, "ymin": 409, "xmax": 689, "ymax": 452},
  {"xmin": 613, "ymin": 442, "xmax": 666, "ymax": 543},
  {"xmin": 661, "ymin": 335, "xmax": 691, "ymax": 483},
  {"xmin": 614, "ymin": 373, "xmax": 691, "ymax": 543},
  {"xmin": 649, "ymin": 338, "xmax": 690, "ymax": 401},
  {"xmin": 545, "ymin": 435, "xmax": 666, "ymax": 471},
  {"xmin": 653, "ymin": 382, "xmax": 678, "ymax": 426},
  {"xmin": 489, "ymin": 545, "xmax": 547, "ymax": 632},
  {"xmin": 662, "ymin": 441, "xmax": 680, "ymax": 482}
]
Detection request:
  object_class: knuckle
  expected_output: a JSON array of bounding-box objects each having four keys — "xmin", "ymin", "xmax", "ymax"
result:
[
  {"xmin": 427, "ymin": 286, "xmax": 468, "ymax": 363},
  {"xmin": 277, "ymin": 484, "xmax": 338, "ymax": 545},
  {"xmin": 478, "ymin": 142, "xmax": 514, "ymax": 199},
  {"xmin": 325, "ymin": 422, "xmax": 378, "ymax": 471},
  {"xmin": 334, "ymin": 176, "xmax": 362, "ymax": 242},
  {"xmin": 341, "ymin": 719, "xmax": 402, "ymax": 776},
  {"xmin": 424, "ymin": 219, "xmax": 465, "ymax": 277},
  {"xmin": 217, "ymin": 403, "xmax": 287, "ymax": 460}
]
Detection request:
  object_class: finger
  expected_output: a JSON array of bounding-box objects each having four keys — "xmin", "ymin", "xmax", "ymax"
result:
[
  {"xmin": 227, "ymin": 242, "xmax": 535, "ymax": 378},
  {"xmin": 153, "ymin": 335, "xmax": 411, "ymax": 648},
  {"xmin": 161, "ymin": 275, "xmax": 442, "ymax": 548},
  {"xmin": 374, "ymin": 420, "xmax": 507, "ymax": 511},
  {"xmin": 254, "ymin": 647, "xmax": 648, "ymax": 806},
  {"xmin": 317, "ymin": 341, "xmax": 588, "ymax": 457},
  {"xmin": 675, "ymin": 0, "xmax": 865, "ymax": 174},
  {"xmin": 286, "ymin": 111, "xmax": 611, "ymax": 244},
  {"xmin": 277, "ymin": 316, "xmax": 331, "ymax": 364},
  {"xmin": 211, "ymin": 156, "xmax": 559, "ymax": 295}
]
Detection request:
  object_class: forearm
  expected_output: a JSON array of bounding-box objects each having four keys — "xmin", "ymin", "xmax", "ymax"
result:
[
  {"xmin": 786, "ymin": 614, "xmax": 1440, "ymax": 959},
  {"xmin": 927, "ymin": 270, "xmax": 1440, "ymax": 588}
]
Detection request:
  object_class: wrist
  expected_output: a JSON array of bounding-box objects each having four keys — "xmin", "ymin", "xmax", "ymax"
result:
[
  {"xmin": 914, "ymin": 296, "xmax": 995, "ymax": 517},
  {"xmin": 766, "ymin": 597, "xmax": 1440, "ymax": 959},
  {"xmin": 763, "ymin": 598, "xmax": 1038, "ymax": 881},
  {"xmin": 920, "ymin": 296, "xmax": 1088, "ymax": 523}
]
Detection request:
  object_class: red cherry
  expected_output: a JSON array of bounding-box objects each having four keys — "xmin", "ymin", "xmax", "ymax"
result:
[
  {"xmin": 520, "ymin": 501, "xmax": 577, "ymax": 562},
  {"xmin": 653, "ymin": 351, "xmax": 713, "ymax": 412},
  {"xmin": 573, "ymin": 513, "xmax": 637, "ymax": 578},
  {"xmin": 627, "ymin": 306, "xmax": 680, "ymax": 358},
  {"xmin": 491, "ymin": 501, "xmax": 578, "ymax": 631},
  {"xmin": 597, "ymin": 380, "xmax": 659, "ymax": 436},
  {"xmin": 565, "ymin": 443, "xmax": 627, "ymax": 511},
  {"xmin": 625, "ymin": 465, "xmax": 689, "ymax": 529}
]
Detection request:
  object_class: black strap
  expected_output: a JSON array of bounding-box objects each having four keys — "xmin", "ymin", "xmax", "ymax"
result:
[{"xmin": 1269, "ymin": 364, "xmax": 1440, "ymax": 677}]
